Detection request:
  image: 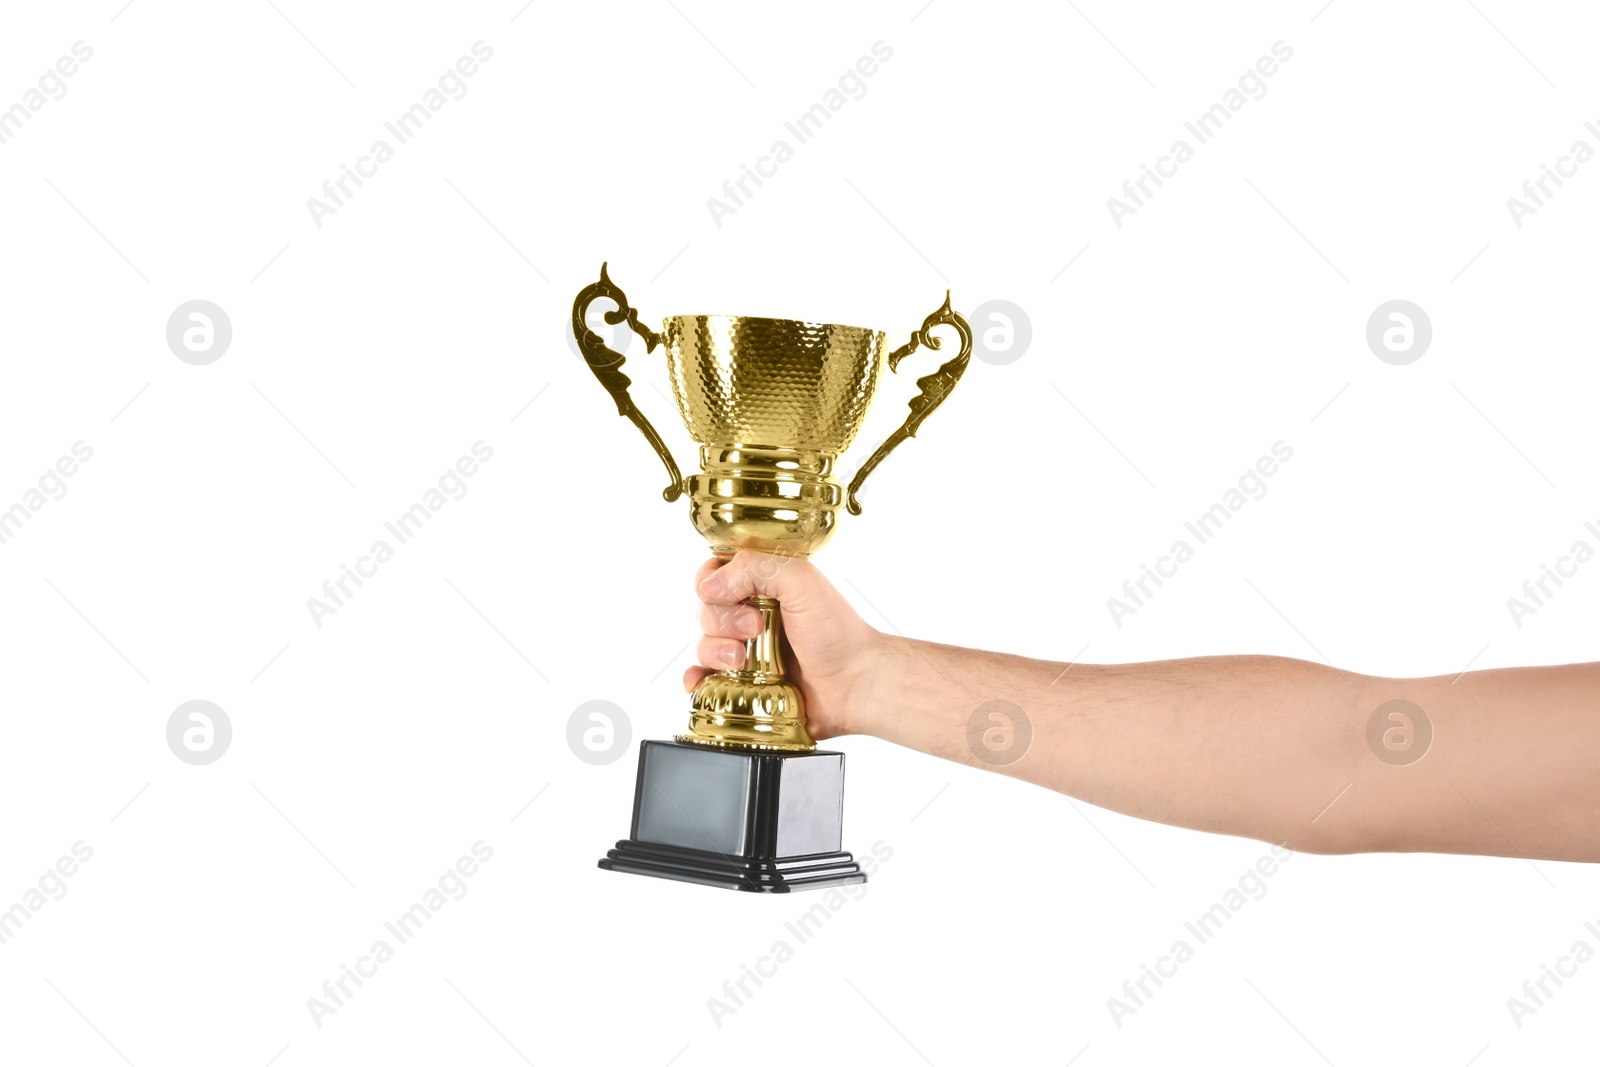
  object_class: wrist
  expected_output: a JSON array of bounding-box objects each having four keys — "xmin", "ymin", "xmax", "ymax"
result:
[{"xmin": 841, "ymin": 628, "xmax": 906, "ymax": 739}]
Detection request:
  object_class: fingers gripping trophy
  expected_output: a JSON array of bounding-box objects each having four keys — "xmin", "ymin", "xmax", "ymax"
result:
[{"xmin": 574, "ymin": 263, "xmax": 970, "ymax": 892}]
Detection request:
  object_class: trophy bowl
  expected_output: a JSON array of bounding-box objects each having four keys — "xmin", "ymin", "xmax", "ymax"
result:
[{"xmin": 666, "ymin": 314, "xmax": 887, "ymax": 559}]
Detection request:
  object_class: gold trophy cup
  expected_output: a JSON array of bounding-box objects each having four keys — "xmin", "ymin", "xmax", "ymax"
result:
[{"xmin": 578, "ymin": 263, "xmax": 970, "ymax": 891}]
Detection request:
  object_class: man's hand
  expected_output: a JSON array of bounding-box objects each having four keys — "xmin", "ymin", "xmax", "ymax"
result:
[
  {"xmin": 684, "ymin": 551, "xmax": 1600, "ymax": 862},
  {"xmin": 684, "ymin": 551, "xmax": 884, "ymax": 740}
]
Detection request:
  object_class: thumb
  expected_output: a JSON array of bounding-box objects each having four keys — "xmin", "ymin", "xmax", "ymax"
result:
[{"xmin": 698, "ymin": 550, "xmax": 829, "ymax": 612}]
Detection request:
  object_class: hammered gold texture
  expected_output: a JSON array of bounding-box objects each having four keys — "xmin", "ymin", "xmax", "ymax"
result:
[{"xmin": 664, "ymin": 315, "xmax": 887, "ymax": 452}]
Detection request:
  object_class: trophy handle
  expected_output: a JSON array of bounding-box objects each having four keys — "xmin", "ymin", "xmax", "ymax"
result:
[
  {"xmin": 844, "ymin": 292, "xmax": 972, "ymax": 515},
  {"xmin": 571, "ymin": 262, "xmax": 684, "ymax": 502}
]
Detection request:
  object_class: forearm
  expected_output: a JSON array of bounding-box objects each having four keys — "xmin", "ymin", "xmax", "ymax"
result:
[{"xmin": 852, "ymin": 635, "xmax": 1600, "ymax": 862}]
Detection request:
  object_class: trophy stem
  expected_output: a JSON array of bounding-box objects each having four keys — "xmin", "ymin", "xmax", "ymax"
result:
[
  {"xmin": 739, "ymin": 596, "xmax": 785, "ymax": 679},
  {"xmin": 679, "ymin": 594, "xmax": 817, "ymax": 751}
]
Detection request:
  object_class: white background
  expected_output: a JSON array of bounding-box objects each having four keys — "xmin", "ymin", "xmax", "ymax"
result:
[{"xmin": 1, "ymin": 1, "xmax": 1597, "ymax": 1064}]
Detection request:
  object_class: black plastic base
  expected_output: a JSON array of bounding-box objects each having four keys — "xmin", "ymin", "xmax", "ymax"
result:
[
  {"xmin": 599, "ymin": 739, "xmax": 865, "ymax": 894},
  {"xmin": 600, "ymin": 840, "xmax": 865, "ymax": 893}
]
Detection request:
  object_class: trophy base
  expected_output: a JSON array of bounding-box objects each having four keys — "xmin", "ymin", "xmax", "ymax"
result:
[
  {"xmin": 598, "ymin": 739, "xmax": 866, "ymax": 894},
  {"xmin": 599, "ymin": 840, "xmax": 866, "ymax": 893}
]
